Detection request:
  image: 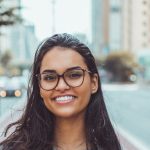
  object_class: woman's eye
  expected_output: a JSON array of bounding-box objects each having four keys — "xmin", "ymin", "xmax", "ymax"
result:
[
  {"xmin": 69, "ymin": 72, "xmax": 82, "ymax": 78},
  {"xmin": 43, "ymin": 75, "xmax": 56, "ymax": 81}
]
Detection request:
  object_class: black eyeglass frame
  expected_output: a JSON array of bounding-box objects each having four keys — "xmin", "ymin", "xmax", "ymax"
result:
[{"xmin": 36, "ymin": 68, "xmax": 92, "ymax": 91}]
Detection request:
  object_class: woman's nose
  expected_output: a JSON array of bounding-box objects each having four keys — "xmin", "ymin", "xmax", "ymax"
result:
[{"xmin": 55, "ymin": 77, "xmax": 70, "ymax": 91}]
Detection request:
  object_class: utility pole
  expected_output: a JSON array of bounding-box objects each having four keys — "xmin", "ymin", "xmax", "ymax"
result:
[{"xmin": 51, "ymin": 0, "xmax": 56, "ymax": 34}]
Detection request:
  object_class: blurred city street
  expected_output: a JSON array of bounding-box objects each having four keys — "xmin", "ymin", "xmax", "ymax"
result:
[
  {"xmin": 1, "ymin": 0, "xmax": 150, "ymax": 149},
  {"xmin": 102, "ymin": 83, "xmax": 150, "ymax": 149},
  {"xmin": 0, "ymin": 83, "xmax": 150, "ymax": 149}
]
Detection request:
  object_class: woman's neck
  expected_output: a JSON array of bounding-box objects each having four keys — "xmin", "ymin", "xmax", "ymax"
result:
[{"xmin": 54, "ymin": 115, "xmax": 87, "ymax": 150}]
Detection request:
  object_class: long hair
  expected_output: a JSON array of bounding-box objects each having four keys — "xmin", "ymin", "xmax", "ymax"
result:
[{"xmin": 0, "ymin": 33, "xmax": 121, "ymax": 150}]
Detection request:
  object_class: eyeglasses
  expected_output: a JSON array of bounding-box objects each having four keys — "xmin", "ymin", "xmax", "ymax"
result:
[{"xmin": 36, "ymin": 68, "xmax": 91, "ymax": 91}]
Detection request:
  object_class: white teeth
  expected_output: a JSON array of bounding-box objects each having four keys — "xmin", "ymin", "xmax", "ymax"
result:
[{"xmin": 55, "ymin": 96, "xmax": 75, "ymax": 101}]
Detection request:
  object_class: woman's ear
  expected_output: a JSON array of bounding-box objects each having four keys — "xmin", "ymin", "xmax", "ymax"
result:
[
  {"xmin": 40, "ymin": 89, "xmax": 43, "ymax": 99},
  {"xmin": 91, "ymin": 73, "xmax": 98, "ymax": 94},
  {"xmin": 40, "ymin": 94, "xmax": 43, "ymax": 98}
]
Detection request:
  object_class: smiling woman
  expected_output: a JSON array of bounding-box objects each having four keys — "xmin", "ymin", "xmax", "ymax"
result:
[{"xmin": 0, "ymin": 33, "xmax": 122, "ymax": 150}]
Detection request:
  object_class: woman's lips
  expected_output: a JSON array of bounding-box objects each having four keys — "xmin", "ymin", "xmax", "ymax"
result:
[{"xmin": 52, "ymin": 95, "xmax": 77, "ymax": 104}]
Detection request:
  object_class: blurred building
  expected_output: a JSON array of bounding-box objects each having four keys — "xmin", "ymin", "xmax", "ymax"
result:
[
  {"xmin": 122, "ymin": 0, "xmax": 150, "ymax": 80},
  {"xmin": 8, "ymin": 24, "xmax": 38, "ymax": 64},
  {"xmin": 91, "ymin": 0, "xmax": 150, "ymax": 79},
  {"xmin": 0, "ymin": 0, "xmax": 38, "ymax": 65},
  {"xmin": 91, "ymin": 0, "xmax": 122, "ymax": 55},
  {"xmin": 91, "ymin": 0, "xmax": 103, "ymax": 56},
  {"xmin": 91, "ymin": 0, "xmax": 150, "ymax": 54},
  {"xmin": 122, "ymin": 0, "xmax": 150, "ymax": 52},
  {"xmin": 109, "ymin": 0, "xmax": 122, "ymax": 51}
]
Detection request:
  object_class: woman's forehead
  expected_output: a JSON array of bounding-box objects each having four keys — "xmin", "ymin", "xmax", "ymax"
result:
[{"xmin": 40, "ymin": 47, "xmax": 87, "ymax": 73}]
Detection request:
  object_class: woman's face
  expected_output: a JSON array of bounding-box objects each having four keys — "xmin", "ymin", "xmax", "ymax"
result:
[{"xmin": 39, "ymin": 46, "xmax": 98, "ymax": 118}]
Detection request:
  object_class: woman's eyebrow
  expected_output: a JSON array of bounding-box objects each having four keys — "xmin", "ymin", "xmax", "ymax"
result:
[
  {"xmin": 42, "ymin": 69, "xmax": 56, "ymax": 74},
  {"xmin": 41, "ymin": 66, "xmax": 82, "ymax": 74},
  {"xmin": 66, "ymin": 66, "xmax": 82, "ymax": 71}
]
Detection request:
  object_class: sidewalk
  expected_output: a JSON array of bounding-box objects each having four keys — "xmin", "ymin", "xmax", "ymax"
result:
[
  {"xmin": 116, "ymin": 126, "xmax": 149, "ymax": 150},
  {"xmin": 119, "ymin": 133, "xmax": 140, "ymax": 150},
  {"xmin": 0, "ymin": 100, "xmax": 25, "ymax": 142},
  {"xmin": 102, "ymin": 83, "xmax": 140, "ymax": 91}
]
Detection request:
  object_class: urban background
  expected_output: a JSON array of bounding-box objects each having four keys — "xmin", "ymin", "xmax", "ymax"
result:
[{"xmin": 0, "ymin": 0, "xmax": 150, "ymax": 149}]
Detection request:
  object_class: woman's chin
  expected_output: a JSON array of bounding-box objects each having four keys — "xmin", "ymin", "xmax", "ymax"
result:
[{"xmin": 53, "ymin": 109, "xmax": 84, "ymax": 119}]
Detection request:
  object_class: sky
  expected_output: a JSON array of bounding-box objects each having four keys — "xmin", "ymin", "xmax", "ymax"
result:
[{"xmin": 21, "ymin": 0, "xmax": 91, "ymax": 41}]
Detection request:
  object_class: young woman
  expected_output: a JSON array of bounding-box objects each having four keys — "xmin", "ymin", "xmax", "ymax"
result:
[{"xmin": 0, "ymin": 33, "xmax": 121, "ymax": 150}]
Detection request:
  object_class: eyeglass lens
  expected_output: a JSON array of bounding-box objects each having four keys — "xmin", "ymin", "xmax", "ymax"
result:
[{"xmin": 39, "ymin": 69, "xmax": 85, "ymax": 90}]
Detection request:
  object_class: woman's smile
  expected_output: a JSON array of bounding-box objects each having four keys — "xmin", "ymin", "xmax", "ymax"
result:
[
  {"xmin": 39, "ymin": 46, "xmax": 97, "ymax": 118},
  {"xmin": 52, "ymin": 95, "xmax": 77, "ymax": 104}
]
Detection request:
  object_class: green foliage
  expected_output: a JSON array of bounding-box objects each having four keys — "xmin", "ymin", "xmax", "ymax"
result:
[
  {"xmin": 0, "ymin": 0, "xmax": 22, "ymax": 26},
  {"xmin": 104, "ymin": 51, "xmax": 139, "ymax": 82},
  {"xmin": 0, "ymin": 50, "xmax": 12, "ymax": 67},
  {"xmin": 95, "ymin": 55, "xmax": 105, "ymax": 67}
]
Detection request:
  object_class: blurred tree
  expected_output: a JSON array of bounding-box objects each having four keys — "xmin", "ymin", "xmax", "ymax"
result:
[
  {"xmin": 0, "ymin": 0, "xmax": 22, "ymax": 75},
  {"xmin": 0, "ymin": 0, "xmax": 22, "ymax": 27},
  {"xmin": 95, "ymin": 55, "xmax": 105, "ymax": 67},
  {"xmin": 104, "ymin": 51, "xmax": 139, "ymax": 82},
  {"xmin": 0, "ymin": 50, "xmax": 12, "ymax": 68}
]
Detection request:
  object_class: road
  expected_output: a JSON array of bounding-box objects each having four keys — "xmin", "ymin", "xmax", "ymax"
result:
[
  {"xmin": 0, "ymin": 92, "xmax": 26, "ymax": 117},
  {"xmin": 0, "ymin": 83, "xmax": 150, "ymax": 149},
  {"xmin": 102, "ymin": 84, "xmax": 150, "ymax": 149}
]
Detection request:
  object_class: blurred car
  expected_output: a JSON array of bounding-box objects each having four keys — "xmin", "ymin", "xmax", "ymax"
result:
[{"xmin": 0, "ymin": 76, "xmax": 22, "ymax": 98}]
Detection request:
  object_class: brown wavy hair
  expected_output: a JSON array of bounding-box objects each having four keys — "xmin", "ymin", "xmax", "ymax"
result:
[{"xmin": 0, "ymin": 33, "xmax": 122, "ymax": 150}]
